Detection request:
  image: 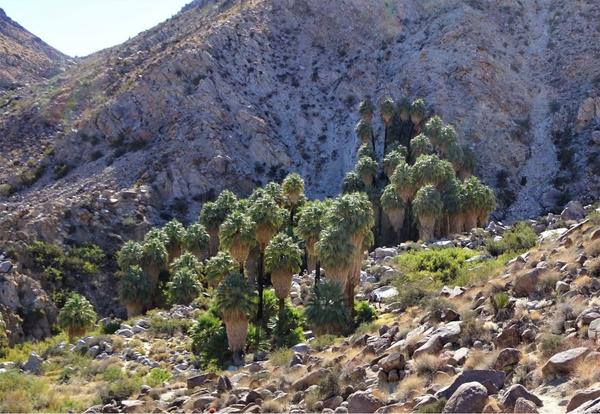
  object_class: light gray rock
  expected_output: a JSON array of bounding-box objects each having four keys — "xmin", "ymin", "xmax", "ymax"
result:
[
  {"xmin": 0, "ymin": 261, "xmax": 12, "ymax": 273},
  {"xmin": 23, "ymin": 352, "xmax": 43, "ymax": 374},
  {"xmin": 347, "ymin": 390, "xmax": 384, "ymax": 413},
  {"xmin": 442, "ymin": 381, "xmax": 488, "ymax": 413},
  {"xmin": 542, "ymin": 347, "xmax": 591, "ymax": 378}
]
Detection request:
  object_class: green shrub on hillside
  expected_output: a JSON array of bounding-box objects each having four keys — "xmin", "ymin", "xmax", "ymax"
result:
[
  {"xmin": 189, "ymin": 312, "xmax": 230, "ymax": 369},
  {"xmin": 394, "ymin": 247, "xmax": 477, "ymax": 286},
  {"xmin": 354, "ymin": 300, "xmax": 377, "ymax": 325},
  {"xmin": 485, "ymin": 222, "xmax": 537, "ymax": 256}
]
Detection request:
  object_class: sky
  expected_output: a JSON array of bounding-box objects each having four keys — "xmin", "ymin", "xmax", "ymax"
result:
[{"xmin": 0, "ymin": 0, "xmax": 191, "ymax": 57}]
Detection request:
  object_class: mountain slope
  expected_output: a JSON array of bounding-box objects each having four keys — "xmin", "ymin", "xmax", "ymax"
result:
[
  {"xmin": 0, "ymin": 8, "xmax": 68, "ymax": 91},
  {"xmin": 1, "ymin": 0, "xmax": 600, "ymax": 249}
]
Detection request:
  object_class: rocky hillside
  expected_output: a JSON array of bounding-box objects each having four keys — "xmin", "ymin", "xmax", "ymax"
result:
[
  {"xmin": 1, "ymin": 0, "xmax": 600, "ymax": 252},
  {"xmin": 0, "ymin": 8, "xmax": 68, "ymax": 91},
  {"xmin": 1, "ymin": 206, "xmax": 600, "ymax": 413}
]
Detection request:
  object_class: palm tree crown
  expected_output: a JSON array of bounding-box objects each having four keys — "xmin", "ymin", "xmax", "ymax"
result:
[
  {"xmin": 204, "ymin": 251, "xmax": 238, "ymax": 288},
  {"xmin": 281, "ymin": 173, "xmax": 305, "ymax": 209},
  {"xmin": 116, "ymin": 240, "xmax": 143, "ymax": 271},
  {"xmin": 58, "ymin": 293, "xmax": 97, "ymax": 341}
]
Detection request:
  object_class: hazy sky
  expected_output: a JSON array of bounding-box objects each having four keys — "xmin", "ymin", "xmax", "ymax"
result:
[{"xmin": 1, "ymin": 0, "xmax": 191, "ymax": 57}]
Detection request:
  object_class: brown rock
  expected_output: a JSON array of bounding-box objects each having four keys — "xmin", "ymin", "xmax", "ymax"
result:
[
  {"xmin": 291, "ymin": 368, "xmax": 331, "ymax": 391},
  {"xmin": 567, "ymin": 388, "xmax": 600, "ymax": 412},
  {"xmin": 378, "ymin": 352, "xmax": 405, "ymax": 372},
  {"xmin": 494, "ymin": 348, "xmax": 521, "ymax": 370},
  {"xmin": 347, "ymin": 391, "xmax": 384, "ymax": 413},
  {"xmin": 442, "ymin": 382, "xmax": 488, "ymax": 413},
  {"xmin": 513, "ymin": 269, "xmax": 540, "ymax": 297},
  {"xmin": 542, "ymin": 347, "xmax": 591, "ymax": 378},
  {"xmin": 494, "ymin": 325, "xmax": 521, "ymax": 348},
  {"xmin": 500, "ymin": 384, "xmax": 542, "ymax": 411},
  {"xmin": 514, "ymin": 397, "xmax": 539, "ymax": 413}
]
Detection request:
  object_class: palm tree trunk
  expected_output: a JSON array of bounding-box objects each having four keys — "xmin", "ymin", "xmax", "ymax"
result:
[
  {"xmin": 383, "ymin": 126, "xmax": 388, "ymax": 156},
  {"xmin": 256, "ymin": 250, "xmax": 264, "ymax": 348},
  {"xmin": 278, "ymin": 297, "xmax": 285, "ymax": 317},
  {"xmin": 371, "ymin": 130, "xmax": 376, "ymax": 152},
  {"xmin": 315, "ymin": 260, "xmax": 321, "ymax": 286},
  {"xmin": 345, "ymin": 282, "xmax": 355, "ymax": 323}
]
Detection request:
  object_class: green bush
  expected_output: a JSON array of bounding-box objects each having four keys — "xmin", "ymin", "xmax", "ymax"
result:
[
  {"xmin": 148, "ymin": 314, "xmax": 192, "ymax": 336},
  {"xmin": 189, "ymin": 312, "xmax": 230, "ymax": 369},
  {"xmin": 485, "ymin": 222, "xmax": 537, "ymax": 256},
  {"xmin": 0, "ymin": 184, "xmax": 13, "ymax": 197},
  {"xmin": 53, "ymin": 163, "xmax": 71, "ymax": 179},
  {"xmin": 269, "ymin": 301, "xmax": 305, "ymax": 348},
  {"xmin": 98, "ymin": 365, "xmax": 142, "ymax": 403},
  {"xmin": 354, "ymin": 301, "xmax": 377, "ymax": 326},
  {"xmin": 0, "ymin": 314, "xmax": 8, "ymax": 358},
  {"xmin": 144, "ymin": 368, "xmax": 171, "ymax": 387},
  {"xmin": 394, "ymin": 247, "xmax": 477, "ymax": 286}
]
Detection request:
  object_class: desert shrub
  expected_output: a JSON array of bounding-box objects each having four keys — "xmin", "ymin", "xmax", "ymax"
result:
[
  {"xmin": 539, "ymin": 334, "xmax": 565, "ymax": 357},
  {"xmin": 0, "ymin": 184, "xmax": 13, "ymax": 197},
  {"xmin": 262, "ymin": 399, "xmax": 285, "ymax": 413},
  {"xmin": 588, "ymin": 258, "xmax": 600, "ymax": 278},
  {"xmin": 310, "ymin": 334, "xmax": 337, "ymax": 351},
  {"xmin": 388, "ymin": 282, "xmax": 431, "ymax": 310},
  {"xmin": 394, "ymin": 247, "xmax": 477, "ymax": 286},
  {"xmin": 414, "ymin": 354, "xmax": 445, "ymax": 379},
  {"xmin": 148, "ymin": 314, "xmax": 192, "ymax": 336},
  {"xmin": 426, "ymin": 297, "xmax": 457, "ymax": 322},
  {"xmin": 0, "ymin": 315, "xmax": 8, "ymax": 358},
  {"xmin": 460, "ymin": 311, "xmax": 489, "ymax": 346},
  {"xmin": 587, "ymin": 209, "xmax": 600, "ymax": 225},
  {"xmin": 485, "ymin": 222, "xmax": 537, "ymax": 256},
  {"xmin": 144, "ymin": 368, "xmax": 171, "ymax": 387},
  {"xmin": 269, "ymin": 301, "xmax": 305, "ymax": 349},
  {"xmin": 98, "ymin": 365, "xmax": 143, "ymax": 403},
  {"xmin": 415, "ymin": 398, "xmax": 447, "ymax": 414},
  {"xmin": 269, "ymin": 348, "xmax": 293, "ymax": 367},
  {"xmin": 586, "ymin": 240, "xmax": 600, "ymax": 258},
  {"xmin": 318, "ymin": 370, "xmax": 341, "ymax": 400},
  {"xmin": 189, "ymin": 312, "xmax": 230, "ymax": 369},
  {"xmin": 354, "ymin": 300, "xmax": 377, "ymax": 325},
  {"xmin": 53, "ymin": 163, "xmax": 71, "ymax": 179}
]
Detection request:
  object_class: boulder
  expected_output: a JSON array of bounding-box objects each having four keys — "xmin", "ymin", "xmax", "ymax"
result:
[
  {"xmin": 370, "ymin": 286, "xmax": 398, "ymax": 302},
  {"xmin": 567, "ymin": 388, "xmax": 600, "ymax": 412},
  {"xmin": 187, "ymin": 372, "xmax": 217, "ymax": 389},
  {"xmin": 292, "ymin": 368, "xmax": 330, "ymax": 391},
  {"xmin": 542, "ymin": 347, "xmax": 591, "ymax": 378},
  {"xmin": 494, "ymin": 325, "xmax": 521, "ymax": 348},
  {"xmin": 192, "ymin": 395, "xmax": 218, "ymax": 411},
  {"xmin": 436, "ymin": 370, "xmax": 506, "ymax": 400},
  {"xmin": 0, "ymin": 261, "xmax": 12, "ymax": 273},
  {"xmin": 561, "ymin": 201, "xmax": 586, "ymax": 221},
  {"xmin": 374, "ymin": 247, "xmax": 398, "ymax": 259},
  {"xmin": 413, "ymin": 335, "xmax": 443, "ymax": 358},
  {"xmin": 513, "ymin": 269, "xmax": 540, "ymax": 297},
  {"xmin": 588, "ymin": 318, "xmax": 600, "ymax": 340},
  {"xmin": 23, "ymin": 352, "xmax": 43, "ymax": 374},
  {"xmin": 291, "ymin": 343, "xmax": 310, "ymax": 354},
  {"xmin": 514, "ymin": 397, "xmax": 539, "ymax": 413},
  {"xmin": 499, "ymin": 384, "xmax": 542, "ymax": 411},
  {"xmin": 378, "ymin": 352, "xmax": 405, "ymax": 372},
  {"xmin": 442, "ymin": 382, "xmax": 488, "ymax": 413},
  {"xmin": 347, "ymin": 391, "xmax": 384, "ymax": 413},
  {"xmin": 121, "ymin": 400, "xmax": 145, "ymax": 413},
  {"xmin": 571, "ymin": 397, "xmax": 600, "ymax": 413},
  {"xmin": 493, "ymin": 348, "xmax": 521, "ymax": 370}
]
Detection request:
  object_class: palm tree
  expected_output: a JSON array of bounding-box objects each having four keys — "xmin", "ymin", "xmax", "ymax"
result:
[
  {"xmin": 119, "ymin": 265, "xmax": 151, "ymax": 317},
  {"xmin": 355, "ymin": 120, "xmax": 373, "ymax": 147},
  {"xmin": 321, "ymin": 193, "xmax": 374, "ymax": 312},
  {"xmin": 410, "ymin": 98, "xmax": 427, "ymax": 126},
  {"xmin": 383, "ymin": 147, "xmax": 407, "ymax": 178},
  {"xmin": 437, "ymin": 124, "xmax": 458, "ymax": 157},
  {"xmin": 412, "ymin": 154, "xmax": 454, "ymax": 189},
  {"xmin": 163, "ymin": 219, "xmax": 186, "ymax": 263},
  {"xmin": 295, "ymin": 200, "xmax": 330, "ymax": 282},
  {"xmin": 316, "ymin": 226, "xmax": 354, "ymax": 290},
  {"xmin": 183, "ymin": 223, "xmax": 210, "ymax": 260},
  {"xmin": 446, "ymin": 141, "xmax": 464, "ymax": 173},
  {"xmin": 356, "ymin": 156, "xmax": 378, "ymax": 186},
  {"xmin": 219, "ymin": 211, "xmax": 256, "ymax": 271},
  {"xmin": 199, "ymin": 190, "xmax": 237, "ymax": 256},
  {"xmin": 390, "ymin": 161, "xmax": 416, "ymax": 203},
  {"xmin": 358, "ymin": 98, "xmax": 374, "ymax": 123},
  {"xmin": 357, "ymin": 143, "xmax": 375, "ymax": 159},
  {"xmin": 264, "ymin": 182, "xmax": 286, "ymax": 208},
  {"xmin": 248, "ymin": 192, "xmax": 285, "ymax": 329},
  {"xmin": 281, "ymin": 173, "xmax": 305, "ymax": 226},
  {"xmin": 463, "ymin": 176, "xmax": 496, "ymax": 230},
  {"xmin": 215, "ymin": 272, "xmax": 254, "ymax": 365},
  {"xmin": 380, "ymin": 97, "xmax": 395, "ymax": 154},
  {"xmin": 410, "ymin": 134, "xmax": 433, "ymax": 159},
  {"xmin": 170, "ymin": 251, "xmax": 203, "ymax": 278},
  {"xmin": 167, "ymin": 268, "xmax": 202, "ymax": 305},
  {"xmin": 441, "ymin": 178, "xmax": 466, "ymax": 236},
  {"xmin": 423, "ymin": 115, "xmax": 444, "ymax": 148},
  {"xmin": 264, "ymin": 233, "xmax": 302, "ymax": 313},
  {"xmin": 342, "ymin": 171, "xmax": 365, "ymax": 194},
  {"xmin": 305, "ymin": 281, "xmax": 350, "ymax": 336},
  {"xmin": 57, "ymin": 293, "xmax": 97, "ymax": 342},
  {"xmin": 413, "ymin": 185, "xmax": 443, "ymax": 241},
  {"xmin": 459, "ymin": 145, "xmax": 476, "ymax": 179},
  {"xmin": 204, "ymin": 251, "xmax": 237, "ymax": 288},
  {"xmin": 381, "ymin": 184, "xmax": 407, "ymax": 236},
  {"xmin": 116, "ymin": 240, "xmax": 143, "ymax": 271},
  {"xmin": 141, "ymin": 236, "xmax": 168, "ymax": 297},
  {"xmin": 397, "ymin": 97, "xmax": 411, "ymax": 122}
]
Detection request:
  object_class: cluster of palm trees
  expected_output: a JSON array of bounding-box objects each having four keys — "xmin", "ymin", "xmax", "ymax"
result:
[
  {"xmin": 110, "ymin": 96, "xmax": 495, "ymax": 362},
  {"xmin": 345, "ymin": 97, "xmax": 495, "ymax": 243}
]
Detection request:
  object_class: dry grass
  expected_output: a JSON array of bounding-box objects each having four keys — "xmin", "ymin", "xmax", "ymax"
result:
[
  {"xmin": 573, "ymin": 275, "xmax": 594, "ymax": 289},
  {"xmin": 395, "ymin": 374, "xmax": 426, "ymax": 401},
  {"xmin": 413, "ymin": 354, "xmax": 446, "ymax": 380},
  {"xmin": 585, "ymin": 239, "xmax": 600, "ymax": 258},
  {"xmin": 464, "ymin": 349, "xmax": 499, "ymax": 370},
  {"xmin": 262, "ymin": 399, "xmax": 286, "ymax": 413},
  {"xmin": 572, "ymin": 360, "xmax": 600, "ymax": 388}
]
